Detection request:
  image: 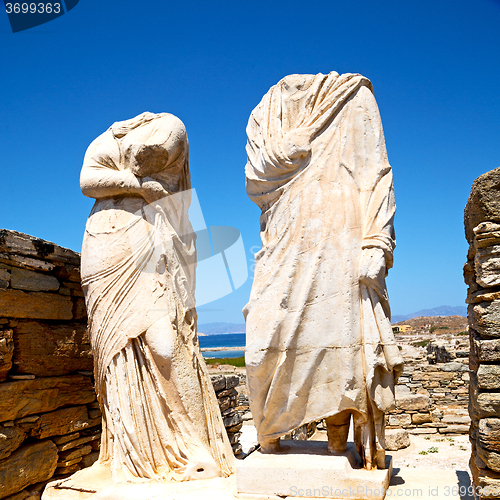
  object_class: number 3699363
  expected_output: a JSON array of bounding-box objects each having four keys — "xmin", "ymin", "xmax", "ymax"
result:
[{"xmin": 5, "ymin": 3, "xmax": 61, "ymax": 14}]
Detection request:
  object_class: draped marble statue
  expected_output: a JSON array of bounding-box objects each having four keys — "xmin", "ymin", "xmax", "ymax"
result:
[
  {"xmin": 79, "ymin": 112, "xmax": 234, "ymax": 483},
  {"xmin": 244, "ymin": 73, "xmax": 404, "ymax": 470}
]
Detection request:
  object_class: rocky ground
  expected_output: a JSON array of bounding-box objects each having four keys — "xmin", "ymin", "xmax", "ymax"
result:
[
  {"xmin": 388, "ymin": 432, "xmax": 470, "ymax": 471},
  {"xmin": 206, "ymin": 364, "xmax": 246, "ymax": 375}
]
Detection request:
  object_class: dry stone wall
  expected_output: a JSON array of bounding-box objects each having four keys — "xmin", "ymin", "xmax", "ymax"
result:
[
  {"xmin": 0, "ymin": 230, "xmax": 243, "ymax": 500},
  {"xmin": 465, "ymin": 167, "xmax": 500, "ymax": 498},
  {"xmin": 0, "ymin": 230, "xmax": 98, "ymax": 500},
  {"xmin": 386, "ymin": 340, "xmax": 471, "ymax": 436},
  {"xmin": 210, "ymin": 373, "xmax": 243, "ymax": 457}
]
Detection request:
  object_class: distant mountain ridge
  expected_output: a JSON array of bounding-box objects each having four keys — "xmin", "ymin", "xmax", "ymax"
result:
[
  {"xmin": 199, "ymin": 306, "xmax": 467, "ymax": 332},
  {"xmin": 197, "ymin": 322, "xmax": 246, "ymax": 335},
  {"xmin": 391, "ymin": 305, "xmax": 467, "ymax": 324}
]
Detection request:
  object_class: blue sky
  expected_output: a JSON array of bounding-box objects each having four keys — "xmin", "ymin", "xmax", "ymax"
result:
[{"xmin": 1, "ymin": 0, "xmax": 499, "ymax": 324}]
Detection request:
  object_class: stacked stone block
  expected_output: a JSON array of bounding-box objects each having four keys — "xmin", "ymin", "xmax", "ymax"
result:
[
  {"xmin": 211, "ymin": 373, "xmax": 243, "ymax": 457},
  {"xmin": 0, "ymin": 230, "xmax": 99, "ymax": 500},
  {"xmin": 386, "ymin": 354, "xmax": 471, "ymax": 435},
  {"xmin": 465, "ymin": 167, "xmax": 500, "ymax": 498}
]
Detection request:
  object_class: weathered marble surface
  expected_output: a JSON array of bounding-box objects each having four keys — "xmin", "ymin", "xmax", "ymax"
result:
[
  {"xmin": 43, "ymin": 112, "xmax": 235, "ymax": 496},
  {"xmin": 244, "ymin": 72, "xmax": 403, "ymax": 469},
  {"xmin": 236, "ymin": 440, "xmax": 392, "ymax": 499},
  {"xmin": 43, "ymin": 467, "xmax": 239, "ymax": 500},
  {"xmin": 0, "ymin": 226, "xmax": 242, "ymax": 499}
]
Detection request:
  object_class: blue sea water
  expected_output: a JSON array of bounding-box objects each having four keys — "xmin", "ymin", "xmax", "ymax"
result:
[
  {"xmin": 198, "ymin": 333, "xmax": 245, "ymax": 349},
  {"xmin": 204, "ymin": 350, "xmax": 245, "ymax": 359},
  {"xmin": 199, "ymin": 333, "xmax": 245, "ymax": 359}
]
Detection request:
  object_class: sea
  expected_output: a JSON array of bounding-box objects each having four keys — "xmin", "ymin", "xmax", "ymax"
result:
[{"xmin": 198, "ymin": 333, "xmax": 245, "ymax": 359}]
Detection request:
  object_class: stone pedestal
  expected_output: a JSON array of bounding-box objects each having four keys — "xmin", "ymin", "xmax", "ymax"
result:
[
  {"xmin": 236, "ymin": 440, "xmax": 392, "ymax": 499},
  {"xmin": 42, "ymin": 463, "xmax": 238, "ymax": 500}
]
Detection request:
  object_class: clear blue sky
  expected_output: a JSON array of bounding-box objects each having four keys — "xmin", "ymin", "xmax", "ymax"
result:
[{"xmin": 1, "ymin": 0, "xmax": 499, "ymax": 323}]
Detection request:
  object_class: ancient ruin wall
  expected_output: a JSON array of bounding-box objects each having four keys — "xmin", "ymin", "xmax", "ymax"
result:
[
  {"xmin": 0, "ymin": 230, "xmax": 242, "ymax": 500},
  {"xmin": 237, "ymin": 339, "xmax": 471, "ymax": 448},
  {"xmin": 0, "ymin": 230, "xmax": 97, "ymax": 500},
  {"xmin": 465, "ymin": 167, "xmax": 500, "ymax": 498},
  {"xmin": 386, "ymin": 351, "xmax": 470, "ymax": 435}
]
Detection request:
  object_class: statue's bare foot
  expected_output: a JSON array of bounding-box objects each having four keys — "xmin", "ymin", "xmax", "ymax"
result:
[{"xmin": 260, "ymin": 437, "xmax": 280, "ymax": 453}]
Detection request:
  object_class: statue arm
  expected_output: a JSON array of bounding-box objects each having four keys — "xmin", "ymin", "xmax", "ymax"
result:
[
  {"xmin": 80, "ymin": 165, "xmax": 143, "ymax": 199},
  {"xmin": 343, "ymin": 85, "xmax": 395, "ymax": 281},
  {"xmin": 81, "ymin": 166, "xmax": 171, "ymax": 204},
  {"xmin": 80, "ymin": 138, "xmax": 170, "ymax": 202}
]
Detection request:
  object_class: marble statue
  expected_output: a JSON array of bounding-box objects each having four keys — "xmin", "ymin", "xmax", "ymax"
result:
[
  {"xmin": 79, "ymin": 112, "xmax": 235, "ymax": 483},
  {"xmin": 244, "ymin": 72, "xmax": 404, "ymax": 470}
]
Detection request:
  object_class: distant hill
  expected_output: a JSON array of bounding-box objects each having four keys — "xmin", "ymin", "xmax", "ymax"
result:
[
  {"xmin": 391, "ymin": 305, "xmax": 467, "ymax": 324},
  {"xmin": 392, "ymin": 314, "xmax": 468, "ymax": 332},
  {"xmin": 197, "ymin": 322, "xmax": 246, "ymax": 335}
]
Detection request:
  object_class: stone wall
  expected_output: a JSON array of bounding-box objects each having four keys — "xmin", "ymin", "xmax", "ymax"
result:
[
  {"xmin": 211, "ymin": 374, "xmax": 243, "ymax": 457},
  {"xmin": 0, "ymin": 230, "xmax": 98, "ymax": 500},
  {"xmin": 386, "ymin": 339, "xmax": 471, "ymax": 436},
  {"xmin": 465, "ymin": 167, "xmax": 500, "ymax": 498},
  {"xmin": 0, "ymin": 230, "xmax": 243, "ymax": 500}
]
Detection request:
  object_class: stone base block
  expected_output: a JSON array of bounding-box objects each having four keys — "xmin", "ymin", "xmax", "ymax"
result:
[
  {"xmin": 42, "ymin": 463, "xmax": 238, "ymax": 500},
  {"xmin": 236, "ymin": 440, "xmax": 392, "ymax": 499}
]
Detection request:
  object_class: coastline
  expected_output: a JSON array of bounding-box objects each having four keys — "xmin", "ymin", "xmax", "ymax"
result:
[{"xmin": 200, "ymin": 346, "xmax": 245, "ymax": 352}]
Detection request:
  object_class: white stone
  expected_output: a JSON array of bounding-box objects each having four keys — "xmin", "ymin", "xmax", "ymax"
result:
[
  {"xmin": 395, "ymin": 384, "xmax": 411, "ymax": 395},
  {"xmin": 388, "ymin": 414, "xmax": 411, "ymax": 427},
  {"xmin": 244, "ymin": 72, "xmax": 403, "ymax": 468},
  {"xmin": 396, "ymin": 393, "xmax": 429, "ymax": 411},
  {"xmin": 476, "ymin": 251, "xmax": 500, "ymax": 287},
  {"xmin": 236, "ymin": 440, "xmax": 392, "ymax": 499},
  {"xmin": 240, "ymin": 423, "xmax": 259, "ymax": 455},
  {"xmin": 385, "ymin": 429, "xmax": 410, "ymax": 451},
  {"xmin": 474, "ymin": 224, "xmax": 500, "ymax": 287}
]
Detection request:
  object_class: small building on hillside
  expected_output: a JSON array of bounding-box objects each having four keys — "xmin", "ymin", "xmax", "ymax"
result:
[{"xmin": 392, "ymin": 325, "xmax": 413, "ymax": 333}]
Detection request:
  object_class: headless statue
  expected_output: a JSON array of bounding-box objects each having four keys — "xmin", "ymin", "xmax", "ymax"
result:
[{"xmin": 243, "ymin": 73, "xmax": 404, "ymax": 469}]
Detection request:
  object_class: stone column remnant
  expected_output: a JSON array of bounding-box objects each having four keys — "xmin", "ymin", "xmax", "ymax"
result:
[{"xmin": 465, "ymin": 167, "xmax": 500, "ymax": 498}]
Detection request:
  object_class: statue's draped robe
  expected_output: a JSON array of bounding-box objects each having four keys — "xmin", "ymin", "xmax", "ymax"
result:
[
  {"xmin": 81, "ymin": 113, "xmax": 234, "ymax": 482},
  {"xmin": 244, "ymin": 73, "xmax": 404, "ymax": 441}
]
